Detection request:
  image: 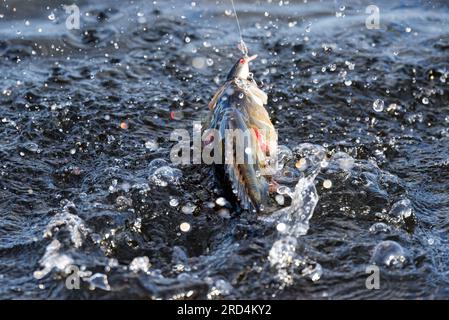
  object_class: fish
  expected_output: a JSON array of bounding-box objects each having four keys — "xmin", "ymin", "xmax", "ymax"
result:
[{"xmin": 206, "ymin": 51, "xmax": 278, "ymax": 212}]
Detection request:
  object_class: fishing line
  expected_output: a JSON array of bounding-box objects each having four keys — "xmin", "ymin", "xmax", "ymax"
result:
[{"xmin": 230, "ymin": 0, "xmax": 248, "ymax": 56}]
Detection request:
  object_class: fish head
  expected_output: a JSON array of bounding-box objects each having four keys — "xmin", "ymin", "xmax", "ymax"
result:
[{"xmin": 226, "ymin": 54, "xmax": 257, "ymax": 81}]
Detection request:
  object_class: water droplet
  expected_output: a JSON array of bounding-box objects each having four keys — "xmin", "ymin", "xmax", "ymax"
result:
[
  {"xmin": 369, "ymin": 222, "xmax": 390, "ymax": 234},
  {"xmin": 180, "ymin": 222, "xmax": 191, "ymax": 232},
  {"xmin": 345, "ymin": 61, "xmax": 355, "ymax": 70},
  {"xmin": 422, "ymin": 97, "xmax": 429, "ymax": 105},
  {"xmin": 405, "ymin": 27, "xmax": 412, "ymax": 33},
  {"xmin": 48, "ymin": 13, "xmax": 55, "ymax": 21},
  {"xmin": 215, "ymin": 197, "xmax": 227, "ymax": 207},
  {"xmin": 371, "ymin": 240, "xmax": 406, "ymax": 267},
  {"xmin": 295, "ymin": 158, "xmax": 307, "ymax": 169},
  {"xmin": 23, "ymin": 142, "xmax": 40, "ymax": 153},
  {"xmin": 148, "ymin": 164, "xmax": 182, "ymax": 187},
  {"xmin": 322, "ymin": 179, "xmax": 332, "ymax": 189},
  {"xmin": 184, "ymin": 36, "xmax": 191, "ymax": 43},
  {"xmin": 169, "ymin": 198, "xmax": 179, "ymax": 207},
  {"xmin": 389, "ymin": 199, "xmax": 413, "ymax": 221},
  {"xmin": 181, "ymin": 203, "xmax": 196, "ymax": 214},
  {"xmin": 276, "ymin": 222, "xmax": 287, "ymax": 233},
  {"xmin": 275, "ymin": 194, "xmax": 285, "ymax": 205},
  {"xmin": 373, "ymin": 99, "xmax": 384, "ymax": 112}
]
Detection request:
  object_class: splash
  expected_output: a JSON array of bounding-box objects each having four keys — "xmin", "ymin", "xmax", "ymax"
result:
[
  {"xmin": 35, "ymin": 200, "xmax": 91, "ymax": 280},
  {"xmin": 262, "ymin": 143, "xmax": 327, "ymax": 285},
  {"xmin": 262, "ymin": 143, "xmax": 326, "ymax": 236},
  {"xmin": 43, "ymin": 200, "xmax": 90, "ymax": 248},
  {"xmin": 33, "ymin": 240, "xmax": 73, "ymax": 280}
]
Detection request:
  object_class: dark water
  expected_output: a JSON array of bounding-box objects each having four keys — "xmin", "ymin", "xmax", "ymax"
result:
[{"xmin": 0, "ymin": 0, "xmax": 448, "ymax": 299}]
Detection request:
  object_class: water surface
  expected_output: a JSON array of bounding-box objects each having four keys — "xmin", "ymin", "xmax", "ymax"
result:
[{"xmin": 0, "ymin": 0, "xmax": 448, "ymax": 299}]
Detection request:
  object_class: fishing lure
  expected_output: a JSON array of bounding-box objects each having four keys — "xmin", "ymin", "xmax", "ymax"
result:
[{"xmin": 206, "ymin": 50, "xmax": 278, "ymax": 212}]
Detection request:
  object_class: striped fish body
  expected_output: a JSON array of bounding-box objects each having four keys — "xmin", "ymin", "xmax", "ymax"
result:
[{"xmin": 207, "ymin": 61, "xmax": 277, "ymax": 212}]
